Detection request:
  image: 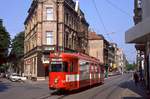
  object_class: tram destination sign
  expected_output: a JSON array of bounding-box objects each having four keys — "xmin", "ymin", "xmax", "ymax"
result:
[{"xmin": 51, "ymin": 58, "xmax": 62, "ymax": 61}]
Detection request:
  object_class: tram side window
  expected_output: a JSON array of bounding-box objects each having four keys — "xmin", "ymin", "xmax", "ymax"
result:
[
  {"xmin": 91, "ymin": 63, "xmax": 94, "ymax": 72},
  {"xmin": 79, "ymin": 61, "xmax": 90, "ymax": 80}
]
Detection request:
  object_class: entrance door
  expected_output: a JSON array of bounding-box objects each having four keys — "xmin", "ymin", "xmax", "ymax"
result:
[{"xmin": 45, "ymin": 65, "xmax": 49, "ymax": 77}]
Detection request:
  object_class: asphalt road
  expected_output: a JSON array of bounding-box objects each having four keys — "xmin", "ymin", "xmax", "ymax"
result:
[
  {"xmin": 0, "ymin": 73, "xmax": 146, "ymax": 99},
  {"xmin": 0, "ymin": 79, "xmax": 49, "ymax": 99},
  {"xmin": 45, "ymin": 73, "xmax": 133, "ymax": 99}
]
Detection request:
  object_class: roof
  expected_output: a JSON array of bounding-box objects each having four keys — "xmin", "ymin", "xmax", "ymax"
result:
[
  {"xmin": 88, "ymin": 32, "xmax": 104, "ymax": 40},
  {"xmin": 50, "ymin": 52, "xmax": 101, "ymax": 64}
]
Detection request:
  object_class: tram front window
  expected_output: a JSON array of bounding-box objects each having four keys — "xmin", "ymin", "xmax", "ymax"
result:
[{"xmin": 51, "ymin": 62, "xmax": 68, "ymax": 72}]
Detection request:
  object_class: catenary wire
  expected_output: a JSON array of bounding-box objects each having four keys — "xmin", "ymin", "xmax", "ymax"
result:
[
  {"xmin": 105, "ymin": 0, "xmax": 132, "ymax": 17},
  {"xmin": 92, "ymin": 0, "xmax": 113, "ymax": 41}
]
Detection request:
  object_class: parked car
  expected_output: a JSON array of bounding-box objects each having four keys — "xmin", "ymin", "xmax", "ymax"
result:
[{"xmin": 9, "ymin": 73, "xmax": 27, "ymax": 82}]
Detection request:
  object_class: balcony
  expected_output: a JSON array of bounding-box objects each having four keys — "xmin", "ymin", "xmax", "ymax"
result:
[{"xmin": 125, "ymin": 17, "xmax": 150, "ymax": 43}]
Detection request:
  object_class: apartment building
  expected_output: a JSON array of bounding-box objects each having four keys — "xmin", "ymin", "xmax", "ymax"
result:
[
  {"xmin": 24, "ymin": 0, "xmax": 89, "ymax": 80},
  {"xmin": 88, "ymin": 32, "xmax": 109, "ymax": 65}
]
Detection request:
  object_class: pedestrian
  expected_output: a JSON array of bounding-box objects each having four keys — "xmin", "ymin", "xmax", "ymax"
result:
[
  {"xmin": 133, "ymin": 71, "xmax": 139, "ymax": 86},
  {"xmin": 139, "ymin": 69, "xmax": 143, "ymax": 81}
]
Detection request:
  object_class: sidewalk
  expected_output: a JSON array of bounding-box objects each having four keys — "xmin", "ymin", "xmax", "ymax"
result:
[{"xmin": 120, "ymin": 80, "xmax": 149, "ymax": 99}]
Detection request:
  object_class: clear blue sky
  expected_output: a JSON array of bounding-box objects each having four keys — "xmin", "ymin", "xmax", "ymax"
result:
[{"xmin": 0, "ymin": 0, "xmax": 136, "ymax": 63}]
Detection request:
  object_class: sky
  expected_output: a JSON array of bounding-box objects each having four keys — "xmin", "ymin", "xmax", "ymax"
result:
[{"xmin": 0, "ymin": 0, "xmax": 136, "ymax": 63}]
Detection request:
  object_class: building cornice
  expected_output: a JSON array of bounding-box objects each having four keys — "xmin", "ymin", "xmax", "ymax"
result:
[{"xmin": 24, "ymin": 0, "xmax": 38, "ymax": 25}]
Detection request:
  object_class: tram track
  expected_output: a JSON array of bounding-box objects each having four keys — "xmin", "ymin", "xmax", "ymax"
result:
[
  {"xmin": 88, "ymin": 74, "xmax": 131, "ymax": 99},
  {"xmin": 37, "ymin": 90, "xmax": 67, "ymax": 99},
  {"xmin": 36, "ymin": 74, "xmax": 131, "ymax": 99},
  {"xmin": 39, "ymin": 95, "xmax": 65, "ymax": 99},
  {"xmin": 105, "ymin": 76, "xmax": 130, "ymax": 99}
]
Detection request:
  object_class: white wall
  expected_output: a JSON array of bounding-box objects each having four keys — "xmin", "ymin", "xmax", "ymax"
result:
[{"xmin": 142, "ymin": 0, "xmax": 150, "ymax": 20}]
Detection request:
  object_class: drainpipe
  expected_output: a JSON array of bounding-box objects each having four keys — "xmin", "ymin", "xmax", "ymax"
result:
[
  {"xmin": 146, "ymin": 41, "xmax": 150, "ymax": 91},
  {"xmin": 56, "ymin": 0, "xmax": 59, "ymax": 52}
]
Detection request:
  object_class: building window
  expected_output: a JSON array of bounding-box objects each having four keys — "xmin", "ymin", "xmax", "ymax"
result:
[
  {"xmin": 65, "ymin": 33, "xmax": 69, "ymax": 47},
  {"xmin": 46, "ymin": 31, "xmax": 53, "ymax": 45},
  {"xmin": 46, "ymin": 7, "xmax": 53, "ymax": 20},
  {"xmin": 66, "ymin": 13, "xmax": 69, "ymax": 25}
]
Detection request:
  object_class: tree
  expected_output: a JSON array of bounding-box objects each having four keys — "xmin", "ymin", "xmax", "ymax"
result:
[
  {"xmin": 126, "ymin": 64, "xmax": 136, "ymax": 71},
  {"xmin": 0, "ymin": 19, "xmax": 11, "ymax": 65},
  {"xmin": 9, "ymin": 31, "xmax": 24, "ymax": 73},
  {"xmin": 10, "ymin": 31, "xmax": 24, "ymax": 59}
]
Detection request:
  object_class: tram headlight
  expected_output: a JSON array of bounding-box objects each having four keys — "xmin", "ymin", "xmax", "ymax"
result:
[{"xmin": 54, "ymin": 78, "xmax": 58, "ymax": 84}]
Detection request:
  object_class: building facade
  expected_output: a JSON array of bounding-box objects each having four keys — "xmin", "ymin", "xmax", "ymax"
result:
[
  {"xmin": 88, "ymin": 32, "xmax": 109, "ymax": 65},
  {"xmin": 116, "ymin": 48, "xmax": 125, "ymax": 74},
  {"xmin": 89, "ymin": 32, "xmax": 128, "ymax": 76},
  {"xmin": 108, "ymin": 43, "xmax": 117, "ymax": 69},
  {"xmin": 24, "ymin": 0, "xmax": 89, "ymax": 80},
  {"xmin": 125, "ymin": 0, "xmax": 150, "ymax": 91},
  {"xmin": 108, "ymin": 43, "xmax": 128, "ymax": 74}
]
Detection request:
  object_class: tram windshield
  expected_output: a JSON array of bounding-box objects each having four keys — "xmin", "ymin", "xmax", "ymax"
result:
[{"xmin": 50, "ymin": 62, "xmax": 68, "ymax": 72}]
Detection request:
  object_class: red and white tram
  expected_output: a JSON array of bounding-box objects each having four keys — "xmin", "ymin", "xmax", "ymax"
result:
[{"xmin": 49, "ymin": 52, "xmax": 104, "ymax": 91}]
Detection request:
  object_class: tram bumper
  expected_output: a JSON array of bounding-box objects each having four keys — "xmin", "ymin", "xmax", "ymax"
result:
[
  {"xmin": 49, "ymin": 80, "xmax": 66, "ymax": 90},
  {"xmin": 49, "ymin": 84, "xmax": 66, "ymax": 90}
]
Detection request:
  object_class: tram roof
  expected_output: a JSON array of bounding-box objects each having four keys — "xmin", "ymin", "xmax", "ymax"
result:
[{"xmin": 61, "ymin": 52, "xmax": 101, "ymax": 64}]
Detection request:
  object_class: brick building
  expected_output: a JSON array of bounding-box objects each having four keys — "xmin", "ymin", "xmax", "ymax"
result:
[{"xmin": 24, "ymin": 0, "xmax": 89, "ymax": 80}]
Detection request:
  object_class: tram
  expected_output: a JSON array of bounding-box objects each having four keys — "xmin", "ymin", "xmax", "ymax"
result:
[{"xmin": 49, "ymin": 52, "xmax": 104, "ymax": 91}]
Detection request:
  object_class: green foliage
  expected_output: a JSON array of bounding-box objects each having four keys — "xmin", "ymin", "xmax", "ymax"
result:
[
  {"xmin": 9, "ymin": 31, "xmax": 24, "ymax": 61},
  {"xmin": 0, "ymin": 23, "xmax": 11, "ymax": 65},
  {"xmin": 0, "ymin": 64, "xmax": 9, "ymax": 72},
  {"xmin": 9, "ymin": 31, "xmax": 24, "ymax": 72},
  {"xmin": 126, "ymin": 64, "xmax": 136, "ymax": 71}
]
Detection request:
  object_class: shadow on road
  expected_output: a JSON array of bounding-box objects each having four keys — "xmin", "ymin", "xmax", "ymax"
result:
[
  {"xmin": 119, "ymin": 80, "xmax": 147, "ymax": 99},
  {"xmin": 0, "ymin": 80, "xmax": 11, "ymax": 92},
  {"xmin": 51, "ymin": 83, "xmax": 104, "ymax": 96}
]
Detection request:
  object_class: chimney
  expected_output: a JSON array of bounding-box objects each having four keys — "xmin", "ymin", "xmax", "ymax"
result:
[
  {"xmin": 75, "ymin": 0, "xmax": 79, "ymax": 12},
  {"xmin": 0, "ymin": 19, "xmax": 3, "ymax": 26}
]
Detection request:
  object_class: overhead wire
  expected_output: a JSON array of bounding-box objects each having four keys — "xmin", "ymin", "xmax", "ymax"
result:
[
  {"xmin": 92, "ymin": 0, "xmax": 134, "ymax": 63},
  {"xmin": 105, "ymin": 0, "xmax": 132, "ymax": 17},
  {"xmin": 92, "ymin": 0, "xmax": 113, "ymax": 41}
]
